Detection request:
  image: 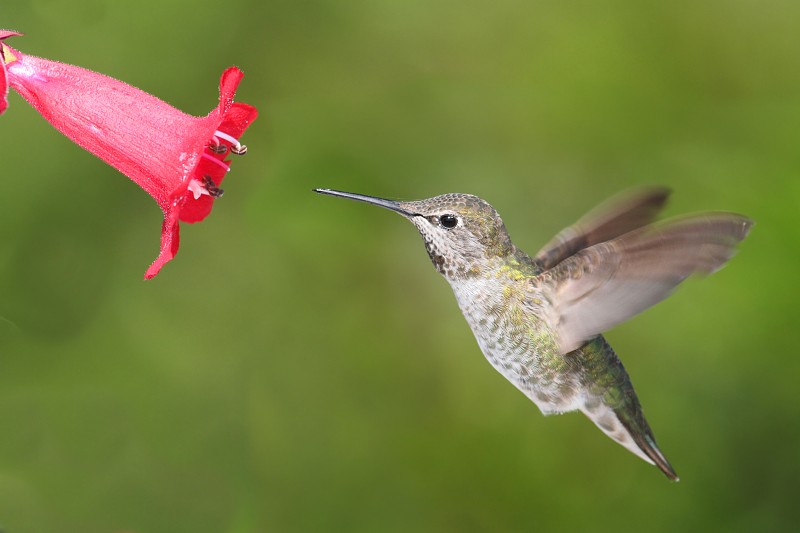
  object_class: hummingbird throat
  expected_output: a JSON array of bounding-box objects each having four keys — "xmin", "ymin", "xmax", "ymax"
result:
[
  {"xmin": 422, "ymin": 237, "xmax": 447, "ymax": 274},
  {"xmin": 416, "ymin": 225, "xmax": 484, "ymax": 279}
]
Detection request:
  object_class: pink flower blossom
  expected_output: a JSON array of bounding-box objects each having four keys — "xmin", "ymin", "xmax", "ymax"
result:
[{"xmin": 1, "ymin": 31, "xmax": 258, "ymax": 279}]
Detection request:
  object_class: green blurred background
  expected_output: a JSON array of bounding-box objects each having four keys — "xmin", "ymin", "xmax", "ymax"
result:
[{"xmin": 1, "ymin": 1, "xmax": 798, "ymax": 531}]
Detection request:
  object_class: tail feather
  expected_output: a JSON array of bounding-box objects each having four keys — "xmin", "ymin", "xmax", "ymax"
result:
[
  {"xmin": 581, "ymin": 402, "xmax": 679, "ymax": 481},
  {"xmin": 628, "ymin": 427, "xmax": 679, "ymax": 482},
  {"xmin": 576, "ymin": 336, "xmax": 679, "ymax": 481}
]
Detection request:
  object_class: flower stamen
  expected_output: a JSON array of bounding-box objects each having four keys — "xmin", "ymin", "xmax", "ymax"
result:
[
  {"xmin": 213, "ymin": 129, "xmax": 248, "ymax": 156},
  {"xmin": 187, "ymin": 176, "xmax": 225, "ymax": 200},
  {"xmin": 187, "ymin": 178, "xmax": 207, "ymax": 200},
  {"xmin": 208, "ymin": 142, "xmax": 228, "ymax": 155},
  {"xmin": 201, "ymin": 175, "xmax": 224, "ymax": 198},
  {"xmin": 201, "ymin": 152, "xmax": 231, "ymax": 172}
]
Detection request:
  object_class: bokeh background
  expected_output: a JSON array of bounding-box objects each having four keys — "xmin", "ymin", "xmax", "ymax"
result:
[{"xmin": 1, "ymin": 1, "xmax": 798, "ymax": 531}]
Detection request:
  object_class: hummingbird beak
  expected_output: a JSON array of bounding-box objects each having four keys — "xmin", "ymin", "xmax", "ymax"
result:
[{"xmin": 314, "ymin": 189, "xmax": 418, "ymax": 218}]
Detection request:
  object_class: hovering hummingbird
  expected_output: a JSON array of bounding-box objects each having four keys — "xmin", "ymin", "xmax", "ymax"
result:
[{"xmin": 315, "ymin": 186, "xmax": 752, "ymax": 481}]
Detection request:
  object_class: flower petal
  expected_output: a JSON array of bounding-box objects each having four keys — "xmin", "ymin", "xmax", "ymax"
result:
[
  {"xmin": 218, "ymin": 67, "xmax": 244, "ymax": 115},
  {"xmin": 145, "ymin": 202, "xmax": 182, "ymax": 280},
  {"xmin": 220, "ymin": 102, "xmax": 259, "ymax": 139},
  {"xmin": 0, "ymin": 57, "xmax": 8, "ymax": 115},
  {"xmin": 0, "ymin": 30, "xmax": 23, "ymax": 115},
  {"xmin": 178, "ymin": 157, "xmax": 224, "ymax": 223}
]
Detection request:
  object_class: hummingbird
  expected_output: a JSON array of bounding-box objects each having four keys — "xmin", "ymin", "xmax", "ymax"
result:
[{"xmin": 314, "ymin": 186, "xmax": 752, "ymax": 481}]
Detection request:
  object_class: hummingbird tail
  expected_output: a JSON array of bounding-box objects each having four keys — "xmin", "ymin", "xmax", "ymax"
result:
[
  {"xmin": 630, "ymin": 431, "xmax": 679, "ymax": 482},
  {"xmin": 577, "ymin": 336, "xmax": 679, "ymax": 481},
  {"xmin": 581, "ymin": 402, "xmax": 679, "ymax": 481}
]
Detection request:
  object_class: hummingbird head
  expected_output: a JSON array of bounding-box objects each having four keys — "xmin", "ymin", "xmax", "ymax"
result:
[{"xmin": 315, "ymin": 189, "xmax": 514, "ymax": 279}]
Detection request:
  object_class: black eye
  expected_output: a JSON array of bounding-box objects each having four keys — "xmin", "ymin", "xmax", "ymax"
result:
[{"xmin": 439, "ymin": 214, "xmax": 458, "ymax": 228}]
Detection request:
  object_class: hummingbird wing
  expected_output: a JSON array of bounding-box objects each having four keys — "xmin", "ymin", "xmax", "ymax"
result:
[
  {"xmin": 541, "ymin": 212, "xmax": 753, "ymax": 354},
  {"xmin": 534, "ymin": 187, "xmax": 671, "ymax": 270}
]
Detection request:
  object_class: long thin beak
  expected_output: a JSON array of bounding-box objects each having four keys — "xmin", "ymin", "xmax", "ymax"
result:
[{"xmin": 314, "ymin": 188, "xmax": 418, "ymax": 217}]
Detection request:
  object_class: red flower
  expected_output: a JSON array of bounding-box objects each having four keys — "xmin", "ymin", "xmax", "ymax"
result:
[
  {"xmin": 0, "ymin": 31, "xmax": 257, "ymax": 279},
  {"xmin": 0, "ymin": 30, "xmax": 20, "ymax": 114}
]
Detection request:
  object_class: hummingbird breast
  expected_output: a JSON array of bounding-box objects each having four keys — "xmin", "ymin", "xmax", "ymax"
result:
[{"xmin": 448, "ymin": 270, "xmax": 583, "ymax": 415}]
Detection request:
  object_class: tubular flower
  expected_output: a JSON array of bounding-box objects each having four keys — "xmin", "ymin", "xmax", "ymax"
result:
[
  {"xmin": 0, "ymin": 31, "xmax": 258, "ymax": 279},
  {"xmin": 0, "ymin": 30, "xmax": 22, "ymax": 114}
]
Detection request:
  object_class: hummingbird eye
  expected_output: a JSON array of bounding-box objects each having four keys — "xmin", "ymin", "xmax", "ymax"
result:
[{"xmin": 439, "ymin": 214, "xmax": 458, "ymax": 229}]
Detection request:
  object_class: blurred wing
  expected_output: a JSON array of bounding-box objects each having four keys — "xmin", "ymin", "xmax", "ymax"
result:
[
  {"xmin": 542, "ymin": 212, "xmax": 753, "ymax": 354},
  {"xmin": 534, "ymin": 186, "xmax": 671, "ymax": 271}
]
